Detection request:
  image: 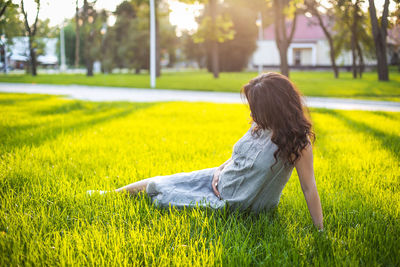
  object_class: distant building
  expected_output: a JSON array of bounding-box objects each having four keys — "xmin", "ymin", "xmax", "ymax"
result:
[
  {"xmin": 7, "ymin": 37, "xmax": 58, "ymax": 69},
  {"xmin": 250, "ymin": 14, "xmax": 376, "ymax": 70},
  {"xmin": 387, "ymin": 24, "xmax": 400, "ymax": 66}
]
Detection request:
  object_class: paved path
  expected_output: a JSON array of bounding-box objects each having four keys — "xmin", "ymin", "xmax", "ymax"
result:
[{"xmin": 1, "ymin": 83, "xmax": 399, "ymax": 112}]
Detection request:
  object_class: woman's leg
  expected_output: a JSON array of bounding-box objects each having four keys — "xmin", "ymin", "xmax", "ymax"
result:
[{"xmin": 115, "ymin": 177, "xmax": 154, "ymax": 195}]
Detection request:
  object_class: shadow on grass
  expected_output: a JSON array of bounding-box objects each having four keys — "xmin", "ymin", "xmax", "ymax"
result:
[
  {"xmin": 1, "ymin": 101, "xmax": 157, "ymax": 153},
  {"xmin": 372, "ymin": 111, "xmax": 400, "ymax": 121},
  {"xmin": 0, "ymin": 95, "xmax": 51, "ymax": 105},
  {"xmin": 313, "ymin": 109, "xmax": 400, "ymax": 161},
  {"xmin": 35, "ymin": 101, "xmax": 88, "ymax": 115},
  {"xmin": 34, "ymin": 101, "xmax": 142, "ymax": 116}
]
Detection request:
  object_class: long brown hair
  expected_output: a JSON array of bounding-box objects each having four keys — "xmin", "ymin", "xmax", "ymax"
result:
[{"xmin": 241, "ymin": 72, "xmax": 315, "ymax": 166}]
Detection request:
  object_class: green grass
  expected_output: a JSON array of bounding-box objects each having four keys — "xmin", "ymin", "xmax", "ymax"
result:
[
  {"xmin": 1, "ymin": 71, "xmax": 400, "ymax": 101},
  {"xmin": 0, "ymin": 93, "xmax": 399, "ymax": 266}
]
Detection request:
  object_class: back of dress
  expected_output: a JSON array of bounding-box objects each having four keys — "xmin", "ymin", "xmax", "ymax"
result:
[{"xmin": 218, "ymin": 123, "xmax": 294, "ymax": 213}]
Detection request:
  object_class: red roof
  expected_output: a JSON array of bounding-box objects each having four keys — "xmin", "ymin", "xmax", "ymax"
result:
[
  {"xmin": 263, "ymin": 14, "xmax": 327, "ymax": 42},
  {"xmin": 387, "ymin": 24, "xmax": 400, "ymax": 45}
]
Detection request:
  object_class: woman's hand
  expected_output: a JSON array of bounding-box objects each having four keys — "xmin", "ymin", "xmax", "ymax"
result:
[
  {"xmin": 212, "ymin": 169, "xmax": 222, "ymax": 199},
  {"xmin": 212, "ymin": 158, "xmax": 232, "ymax": 200}
]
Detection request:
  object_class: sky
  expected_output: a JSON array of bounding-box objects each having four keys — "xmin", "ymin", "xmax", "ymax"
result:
[{"xmin": 15, "ymin": 0, "xmax": 397, "ymax": 33}]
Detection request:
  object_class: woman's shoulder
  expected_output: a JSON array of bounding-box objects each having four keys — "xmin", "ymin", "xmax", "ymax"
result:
[{"xmin": 249, "ymin": 122, "xmax": 272, "ymax": 138}]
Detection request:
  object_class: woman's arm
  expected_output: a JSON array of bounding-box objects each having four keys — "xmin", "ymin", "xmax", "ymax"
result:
[
  {"xmin": 217, "ymin": 157, "xmax": 232, "ymax": 171},
  {"xmin": 294, "ymin": 144, "xmax": 324, "ymax": 230},
  {"xmin": 211, "ymin": 158, "xmax": 232, "ymax": 199}
]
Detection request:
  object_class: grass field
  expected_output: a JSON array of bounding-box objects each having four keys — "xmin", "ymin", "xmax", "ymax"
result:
[
  {"xmin": 0, "ymin": 93, "xmax": 399, "ymax": 265},
  {"xmin": 1, "ymin": 71, "xmax": 400, "ymax": 102}
]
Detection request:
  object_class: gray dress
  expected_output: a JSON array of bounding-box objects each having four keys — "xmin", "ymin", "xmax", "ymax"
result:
[{"xmin": 146, "ymin": 123, "xmax": 294, "ymax": 213}]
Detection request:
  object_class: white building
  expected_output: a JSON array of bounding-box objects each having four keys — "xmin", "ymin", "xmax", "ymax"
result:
[
  {"xmin": 251, "ymin": 14, "xmax": 376, "ymax": 69},
  {"xmin": 8, "ymin": 37, "xmax": 58, "ymax": 69}
]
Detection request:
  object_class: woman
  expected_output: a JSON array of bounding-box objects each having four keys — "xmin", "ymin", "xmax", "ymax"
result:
[{"xmin": 89, "ymin": 72, "xmax": 324, "ymax": 230}]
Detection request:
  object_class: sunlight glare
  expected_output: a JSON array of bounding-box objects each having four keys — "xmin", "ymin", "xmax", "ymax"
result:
[{"xmin": 168, "ymin": 0, "xmax": 203, "ymax": 36}]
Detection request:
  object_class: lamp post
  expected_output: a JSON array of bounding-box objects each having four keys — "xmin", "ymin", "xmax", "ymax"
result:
[
  {"xmin": 60, "ymin": 22, "xmax": 67, "ymax": 72},
  {"xmin": 256, "ymin": 12, "xmax": 263, "ymax": 75},
  {"xmin": 149, "ymin": 0, "xmax": 156, "ymax": 88}
]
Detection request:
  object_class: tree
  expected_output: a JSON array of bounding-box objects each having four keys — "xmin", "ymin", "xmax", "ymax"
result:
[
  {"xmin": 58, "ymin": 17, "xmax": 89, "ymax": 67},
  {"xmin": 128, "ymin": 9, "xmax": 151, "ymax": 72},
  {"xmin": 348, "ymin": 0, "xmax": 362, "ymax": 78},
  {"xmin": 215, "ymin": 0, "xmax": 259, "ymax": 72},
  {"xmin": 209, "ymin": 0, "xmax": 219, "ymax": 78},
  {"xmin": 75, "ymin": 0, "xmax": 80, "ymax": 68},
  {"xmin": 81, "ymin": 0, "xmax": 105, "ymax": 76},
  {"xmin": 0, "ymin": 0, "xmax": 11, "ymax": 18},
  {"xmin": 272, "ymin": 0, "xmax": 298, "ymax": 77},
  {"xmin": 333, "ymin": 0, "xmax": 373, "ymax": 79},
  {"xmin": 105, "ymin": 0, "xmax": 149, "ymax": 73},
  {"xmin": 368, "ymin": 0, "xmax": 390, "ymax": 81},
  {"xmin": 82, "ymin": 0, "xmax": 91, "ymax": 76},
  {"xmin": 60, "ymin": 0, "xmax": 177, "ymax": 75},
  {"xmin": 21, "ymin": 0, "xmax": 40, "ymax": 76},
  {"xmin": 180, "ymin": 0, "xmax": 235, "ymax": 78},
  {"xmin": 0, "ymin": 1, "xmax": 23, "ymax": 42},
  {"xmin": 0, "ymin": 0, "xmax": 22, "ymax": 73},
  {"xmin": 305, "ymin": 0, "xmax": 339, "ymax": 78},
  {"xmin": 100, "ymin": 24, "xmax": 116, "ymax": 73},
  {"xmin": 63, "ymin": 22, "xmax": 77, "ymax": 66},
  {"xmin": 354, "ymin": 14, "xmax": 375, "ymax": 77},
  {"xmin": 159, "ymin": 15, "xmax": 178, "ymax": 68},
  {"xmin": 181, "ymin": 30, "xmax": 206, "ymax": 68},
  {"xmin": 113, "ymin": 1, "xmax": 137, "ymax": 70},
  {"xmin": 99, "ymin": 0, "xmax": 176, "ymax": 74},
  {"xmin": 195, "ymin": 2, "xmax": 235, "ymax": 77}
]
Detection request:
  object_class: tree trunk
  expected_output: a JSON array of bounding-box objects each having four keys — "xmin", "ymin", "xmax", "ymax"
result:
[
  {"xmin": 273, "ymin": 0, "xmax": 297, "ymax": 78},
  {"xmin": 356, "ymin": 41, "xmax": 364, "ymax": 78},
  {"xmin": 277, "ymin": 44, "xmax": 290, "ymax": 78},
  {"xmin": 368, "ymin": 0, "xmax": 389, "ymax": 81},
  {"xmin": 375, "ymin": 43, "xmax": 389, "ymax": 80},
  {"xmin": 86, "ymin": 59, "xmax": 93, "ymax": 76},
  {"xmin": 312, "ymin": 5, "xmax": 339, "ymax": 78},
  {"xmin": 350, "ymin": 2, "xmax": 359, "ymax": 79},
  {"xmin": 167, "ymin": 48, "xmax": 176, "ymax": 68},
  {"xmin": 21, "ymin": 0, "xmax": 40, "ymax": 76},
  {"xmin": 209, "ymin": 0, "xmax": 219, "ymax": 78},
  {"xmin": 75, "ymin": 0, "xmax": 80, "ymax": 68},
  {"xmin": 211, "ymin": 41, "xmax": 219, "ymax": 78},
  {"xmin": 329, "ymin": 39, "xmax": 339, "ymax": 78},
  {"xmin": 278, "ymin": 46, "xmax": 289, "ymax": 77},
  {"xmin": 82, "ymin": 0, "xmax": 93, "ymax": 77},
  {"xmin": 0, "ymin": 1, "xmax": 10, "ymax": 18},
  {"xmin": 29, "ymin": 39, "xmax": 37, "ymax": 76},
  {"xmin": 85, "ymin": 35, "xmax": 93, "ymax": 77},
  {"xmin": 351, "ymin": 35, "xmax": 357, "ymax": 78}
]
